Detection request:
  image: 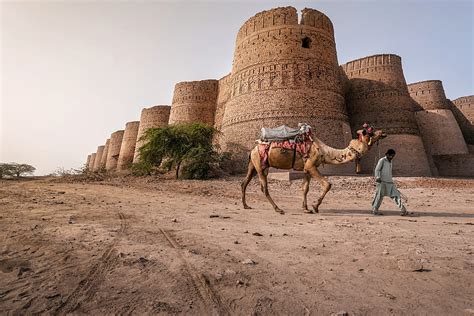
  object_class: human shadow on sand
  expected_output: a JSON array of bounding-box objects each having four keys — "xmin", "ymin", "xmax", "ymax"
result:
[{"xmin": 316, "ymin": 209, "xmax": 474, "ymax": 218}]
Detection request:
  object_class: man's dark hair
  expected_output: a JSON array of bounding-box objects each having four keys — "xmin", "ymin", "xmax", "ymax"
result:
[{"xmin": 386, "ymin": 149, "xmax": 396, "ymax": 156}]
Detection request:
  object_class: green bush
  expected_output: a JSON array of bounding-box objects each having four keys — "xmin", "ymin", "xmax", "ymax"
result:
[{"xmin": 135, "ymin": 123, "xmax": 226, "ymax": 179}]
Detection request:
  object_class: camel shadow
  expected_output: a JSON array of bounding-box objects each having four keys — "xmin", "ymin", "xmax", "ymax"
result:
[{"xmin": 317, "ymin": 209, "xmax": 474, "ymax": 218}]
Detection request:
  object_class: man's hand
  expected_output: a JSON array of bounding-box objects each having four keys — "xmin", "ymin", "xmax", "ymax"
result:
[{"xmin": 375, "ymin": 178, "xmax": 382, "ymax": 183}]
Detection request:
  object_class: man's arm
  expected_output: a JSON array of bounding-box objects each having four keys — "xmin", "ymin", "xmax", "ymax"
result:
[{"xmin": 374, "ymin": 158, "xmax": 384, "ymax": 181}]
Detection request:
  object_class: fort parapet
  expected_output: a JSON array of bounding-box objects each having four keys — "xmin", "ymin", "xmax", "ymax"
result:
[
  {"xmin": 133, "ymin": 105, "xmax": 171, "ymax": 163},
  {"xmin": 117, "ymin": 121, "xmax": 140, "ymax": 170}
]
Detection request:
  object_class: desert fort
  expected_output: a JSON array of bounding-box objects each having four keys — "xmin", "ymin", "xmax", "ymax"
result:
[{"xmin": 84, "ymin": 7, "xmax": 473, "ymax": 177}]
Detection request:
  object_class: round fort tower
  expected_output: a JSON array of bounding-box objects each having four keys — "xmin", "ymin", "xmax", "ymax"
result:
[
  {"xmin": 168, "ymin": 80, "xmax": 219, "ymax": 125},
  {"xmin": 117, "ymin": 121, "xmax": 140, "ymax": 171},
  {"xmin": 220, "ymin": 7, "xmax": 351, "ymax": 172},
  {"xmin": 408, "ymin": 80, "xmax": 468, "ymax": 157},
  {"xmin": 106, "ymin": 130, "xmax": 124, "ymax": 171},
  {"xmin": 86, "ymin": 154, "xmax": 91, "ymax": 169},
  {"xmin": 408, "ymin": 80, "xmax": 449, "ymax": 111},
  {"xmin": 93, "ymin": 145, "xmax": 105, "ymax": 172},
  {"xmin": 341, "ymin": 54, "xmax": 431, "ymax": 176},
  {"xmin": 133, "ymin": 105, "xmax": 171, "ymax": 163},
  {"xmin": 99, "ymin": 138, "xmax": 110, "ymax": 168},
  {"xmin": 88, "ymin": 153, "xmax": 96, "ymax": 171},
  {"xmin": 451, "ymin": 95, "xmax": 474, "ymax": 145}
]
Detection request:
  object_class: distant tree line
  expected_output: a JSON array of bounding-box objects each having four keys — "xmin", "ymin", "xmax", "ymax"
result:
[{"xmin": 0, "ymin": 163, "xmax": 36, "ymax": 178}]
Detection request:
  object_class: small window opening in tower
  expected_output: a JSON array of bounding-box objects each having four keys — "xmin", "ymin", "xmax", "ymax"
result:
[{"xmin": 302, "ymin": 37, "xmax": 311, "ymax": 48}]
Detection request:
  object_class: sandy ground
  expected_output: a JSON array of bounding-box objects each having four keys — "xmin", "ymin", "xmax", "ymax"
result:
[{"xmin": 0, "ymin": 175, "xmax": 473, "ymax": 315}]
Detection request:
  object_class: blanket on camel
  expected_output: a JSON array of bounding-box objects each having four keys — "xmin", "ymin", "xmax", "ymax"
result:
[{"xmin": 257, "ymin": 124, "xmax": 313, "ymax": 168}]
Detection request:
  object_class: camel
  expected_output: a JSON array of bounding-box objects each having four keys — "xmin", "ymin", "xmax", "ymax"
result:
[{"xmin": 241, "ymin": 128, "xmax": 386, "ymax": 214}]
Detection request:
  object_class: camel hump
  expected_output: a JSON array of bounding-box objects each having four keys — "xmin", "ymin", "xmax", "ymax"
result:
[{"xmin": 261, "ymin": 123, "xmax": 312, "ymax": 142}]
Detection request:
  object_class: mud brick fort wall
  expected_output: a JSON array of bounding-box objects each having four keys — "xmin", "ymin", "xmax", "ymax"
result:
[
  {"xmin": 117, "ymin": 121, "xmax": 140, "ymax": 171},
  {"xmin": 133, "ymin": 105, "xmax": 171, "ymax": 163},
  {"xmin": 105, "ymin": 130, "xmax": 124, "ymax": 171},
  {"xmin": 86, "ymin": 6, "xmax": 473, "ymax": 177}
]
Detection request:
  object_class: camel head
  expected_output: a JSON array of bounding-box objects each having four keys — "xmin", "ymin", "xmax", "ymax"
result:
[
  {"xmin": 356, "ymin": 124, "xmax": 386, "ymax": 147},
  {"xmin": 349, "ymin": 125, "xmax": 386, "ymax": 157}
]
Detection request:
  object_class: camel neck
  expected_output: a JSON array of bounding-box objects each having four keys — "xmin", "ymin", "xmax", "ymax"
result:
[{"xmin": 322, "ymin": 144, "xmax": 359, "ymax": 165}]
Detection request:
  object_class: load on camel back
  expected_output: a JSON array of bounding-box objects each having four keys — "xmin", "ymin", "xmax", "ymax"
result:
[{"xmin": 241, "ymin": 123, "xmax": 386, "ymax": 214}]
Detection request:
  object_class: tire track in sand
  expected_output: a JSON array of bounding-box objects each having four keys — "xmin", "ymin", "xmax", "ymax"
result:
[
  {"xmin": 54, "ymin": 212, "xmax": 128, "ymax": 314},
  {"xmin": 159, "ymin": 227, "xmax": 230, "ymax": 316}
]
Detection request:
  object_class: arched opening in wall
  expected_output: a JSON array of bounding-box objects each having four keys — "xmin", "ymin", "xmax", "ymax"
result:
[{"xmin": 302, "ymin": 37, "xmax": 312, "ymax": 48}]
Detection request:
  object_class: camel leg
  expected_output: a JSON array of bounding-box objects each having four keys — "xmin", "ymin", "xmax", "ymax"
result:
[
  {"xmin": 241, "ymin": 160, "xmax": 257, "ymax": 209},
  {"xmin": 302, "ymin": 172, "xmax": 312, "ymax": 213},
  {"xmin": 307, "ymin": 167, "xmax": 332, "ymax": 213},
  {"xmin": 256, "ymin": 169, "xmax": 284, "ymax": 214}
]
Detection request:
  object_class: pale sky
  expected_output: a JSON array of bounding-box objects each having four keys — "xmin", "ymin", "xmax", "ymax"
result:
[{"xmin": 1, "ymin": 0, "xmax": 472, "ymax": 175}]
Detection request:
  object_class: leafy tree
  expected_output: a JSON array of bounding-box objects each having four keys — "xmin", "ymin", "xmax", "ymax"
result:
[
  {"xmin": 0, "ymin": 163, "xmax": 36, "ymax": 178},
  {"xmin": 0, "ymin": 163, "xmax": 15, "ymax": 178},
  {"xmin": 11, "ymin": 163, "xmax": 36, "ymax": 177},
  {"xmin": 136, "ymin": 123, "xmax": 223, "ymax": 179}
]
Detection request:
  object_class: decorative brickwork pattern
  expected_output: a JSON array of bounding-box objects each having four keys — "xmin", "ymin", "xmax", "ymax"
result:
[
  {"xmin": 106, "ymin": 130, "xmax": 124, "ymax": 171},
  {"xmin": 169, "ymin": 80, "xmax": 218, "ymax": 125},
  {"xmin": 93, "ymin": 145, "xmax": 105, "ymax": 172},
  {"xmin": 133, "ymin": 105, "xmax": 171, "ymax": 163},
  {"xmin": 117, "ymin": 121, "xmax": 140, "ymax": 170}
]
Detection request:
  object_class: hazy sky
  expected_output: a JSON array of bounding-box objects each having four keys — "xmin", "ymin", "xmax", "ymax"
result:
[{"xmin": 1, "ymin": 0, "xmax": 472, "ymax": 175}]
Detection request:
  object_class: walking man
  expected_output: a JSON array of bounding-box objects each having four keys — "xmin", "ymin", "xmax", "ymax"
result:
[{"xmin": 372, "ymin": 149, "xmax": 410, "ymax": 216}]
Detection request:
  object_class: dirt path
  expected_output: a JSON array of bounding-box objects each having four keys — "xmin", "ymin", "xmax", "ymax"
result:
[{"xmin": 0, "ymin": 176, "xmax": 473, "ymax": 315}]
